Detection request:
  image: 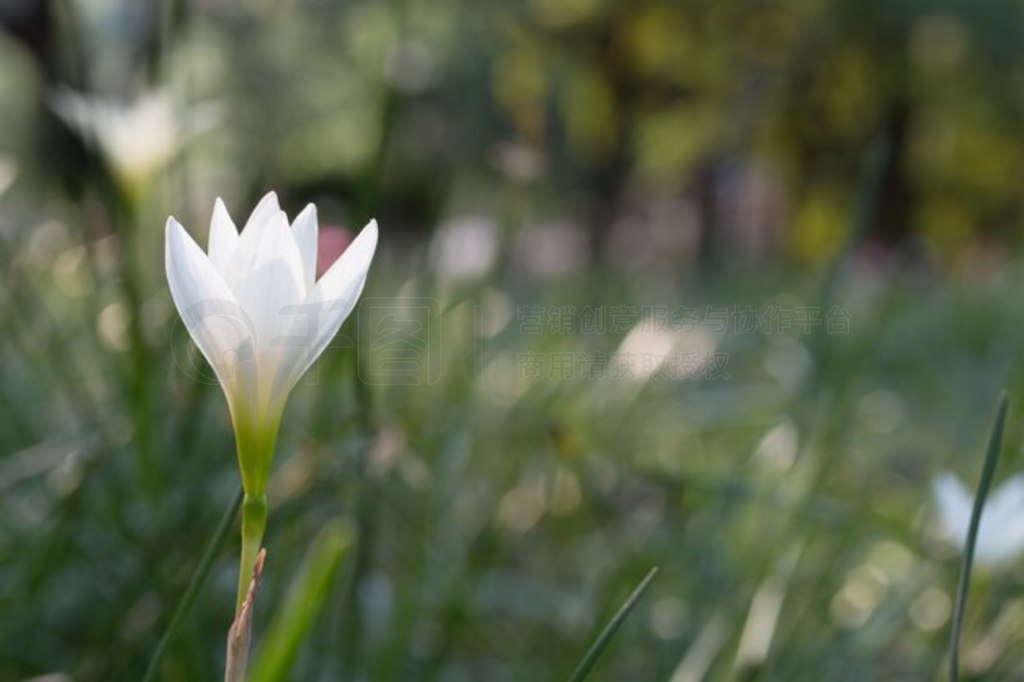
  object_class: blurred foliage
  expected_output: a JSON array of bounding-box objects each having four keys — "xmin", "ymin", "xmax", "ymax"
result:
[
  {"xmin": 2, "ymin": 0, "xmax": 1024, "ymax": 264},
  {"xmin": 4, "ymin": 0, "xmax": 1024, "ymax": 680}
]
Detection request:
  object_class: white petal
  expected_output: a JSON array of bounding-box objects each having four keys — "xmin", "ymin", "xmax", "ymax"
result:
[
  {"xmin": 208, "ymin": 198, "xmax": 239, "ymax": 275},
  {"xmin": 977, "ymin": 476, "xmax": 1024, "ymax": 565},
  {"xmin": 165, "ymin": 217, "xmax": 255, "ymax": 396},
  {"xmin": 226, "ymin": 192, "xmax": 287, "ymax": 287},
  {"xmin": 933, "ymin": 472, "xmax": 1024, "ymax": 567},
  {"xmin": 315, "ymin": 219, "xmax": 378, "ymax": 302},
  {"xmin": 291, "ymin": 203, "xmax": 318, "ymax": 292},
  {"xmin": 224, "ymin": 209, "xmax": 306, "ymax": 360},
  {"xmin": 243, "ymin": 191, "xmax": 280, "ymax": 235},
  {"xmin": 983, "ymin": 475, "xmax": 1024, "ymax": 524},
  {"xmin": 933, "ymin": 474, "xmax": 971, "ymax": 538},
  {"xmin": 271, "ymin": 219, "xmax": 378, "ymax": 403}
]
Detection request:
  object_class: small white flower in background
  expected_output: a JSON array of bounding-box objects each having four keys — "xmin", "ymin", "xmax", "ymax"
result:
[
  {"xmin": 613, "ymin": 322, "xmax": 718, "ymax": 382},
  {"xmin": 932, "ymin": 472, "xmax": 1024, "ymax": 567},
  {"xmin": 429, "ymin": 215, "xmax": 499, "ymax": 281},
  {"xmin": 165, "ymin": 192, "xmax": 378, "ymax": 497},
  {"xmin": 51, "ymin": 88, "xmax": 217, "ymax": 186}
]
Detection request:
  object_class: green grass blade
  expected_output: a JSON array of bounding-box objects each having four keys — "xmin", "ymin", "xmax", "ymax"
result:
[
  {"xmin": 142, "ymin": 487, "xmax": 244, "ymax": 682},
  {"xmin": 249, "ymin": 521, "xmax": 354, "ymax": 682},
  {"xmin": 567, "ymin": 566, "xmax": 659, "ymax": 682},
  {"xmin": 948, "ymin": 392, "xmax": 1009, "ymax": 682}
]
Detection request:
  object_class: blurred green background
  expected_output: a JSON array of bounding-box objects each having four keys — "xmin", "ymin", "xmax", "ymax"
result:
[{"xmin": 5, "ymin": 0, "xmax": 1024, "ymax": 679}]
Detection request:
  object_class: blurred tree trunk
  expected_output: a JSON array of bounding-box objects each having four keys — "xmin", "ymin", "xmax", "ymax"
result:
[
  {"xmin": 693, "ymin": 160, "xmax": 719, "ymax": 271},
  {"xmin": 0, "ymin": 0, "xmax": 54, "ymax": 78},
  {"xmin": 867, "ymin": 98, "xmax": 914, "ymax": 248},
  {"xmin": 1, "ymin": 0, "xmax": 93, "ymax": 196},
  {"xmin": 583, "ymin": 18, "xmax": 633, "ymax": 266}
]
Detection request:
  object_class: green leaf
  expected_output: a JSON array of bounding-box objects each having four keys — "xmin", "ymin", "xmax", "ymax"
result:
[
  {"xmin": 249, "ymin": 521, "xmax": 354, "ymax": 682},
  {"xmin": 948, "ymin": 392, "xmax": 1009, "ymax": 682},
  {"xmin": 141, "ymin": 488, "xmax": 243, "ymax": 682},
  {"xmin": 567, "ymin": 566, "xmax": 659, "ymax": 682}
]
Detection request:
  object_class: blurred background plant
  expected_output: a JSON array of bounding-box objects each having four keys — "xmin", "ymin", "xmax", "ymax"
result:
[{"xmin": 5, "ymin": 0, "xmax": 1024, "ymax": 680}]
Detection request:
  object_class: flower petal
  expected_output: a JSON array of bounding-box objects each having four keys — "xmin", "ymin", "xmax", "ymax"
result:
[
  {"xmin": 933, "ymin": 473, "xmax": 971, "ymax": 545},
  {"xmin": 977, "ymin": 475, "xmax": 1024, "ymax": 565},
  {"xmin": 314, "ymin": 219, "xmax": 378, "ymax": 306},
  {"xmin": 224, "ymin": 208, "xmax": 306, "ymax": 366},
  {"xmin": 165, "ymin": 217, "xmax": 255, "ymax": 395},
  {"xmin": 291, "ymin": 203, "xmax": 318, "ymax": 293},
  {"xmin": 985, "ymin": 475, "xmax": 1024, "ymax": 526},
  {"xmin": 243, "ymin": 191, "xmax": 281, "ymax": 234},
  {"xmin": 208, "ymin": 198, "xmax": 239, "ymax": 275},
  {"xmin": 272, "ymin": 219, "xmax": 378, "ymax": 403}
]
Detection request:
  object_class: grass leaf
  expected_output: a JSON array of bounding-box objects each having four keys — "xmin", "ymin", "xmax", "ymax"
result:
[
  {"xmin": 567, "ymin": 566, "xmax": 659, "ymax": 682},
  {"xmin": 248, "ymin": 521, "xmax": 354, "ymax": 682},
  {"xmin": 948, "ymin": 392, "xmax": 1009, "ymax": 682},
  {"xmin": 141, "ymin": 488, "xmax": 243, "ymax": 682}
]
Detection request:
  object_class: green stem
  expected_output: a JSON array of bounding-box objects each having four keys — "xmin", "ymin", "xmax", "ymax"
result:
[
  {"xmin": 115, "ymin": 191, "xmax": 162, "ymax": 499},
  {"xmin": 142, "ymin": 488, "xmax": 243, "ymax": 682},
  {"xmin": 238, "ymin": 493, "xmax": 268, "ymax": 612}
]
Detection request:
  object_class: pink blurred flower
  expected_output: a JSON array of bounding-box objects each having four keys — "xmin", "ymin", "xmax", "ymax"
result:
[{"xmin": 317, "ymin": 226, "xmax": 355, "ymax": 278}]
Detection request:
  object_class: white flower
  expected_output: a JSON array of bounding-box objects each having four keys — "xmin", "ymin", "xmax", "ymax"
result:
[
  {"xmin": 165, "ymin": 192, "xmax": 377, "ymax": 495},
  {"xmin": 52, "ymin": 88, "xmax": 216, "ymax": 185},
  {"xmin": 613, "ymin": 321, "xmax": 718, "ymax": 381},
  {"xmin": 429, "ymin": 215, "xmax": 499, "ymax": 281},
  {"xmin": 932, "ymin": 472, "xmax": 1024, "ymax": 567}
]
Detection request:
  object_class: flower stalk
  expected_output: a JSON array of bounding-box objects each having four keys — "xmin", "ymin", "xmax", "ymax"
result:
[
  {"xmin": 239, "ymin": 493, "xmax": 268, "ymax": 611},
  {"xmin": 231, "ymin": 408, "xmax": 278, "ymax": 609}
]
